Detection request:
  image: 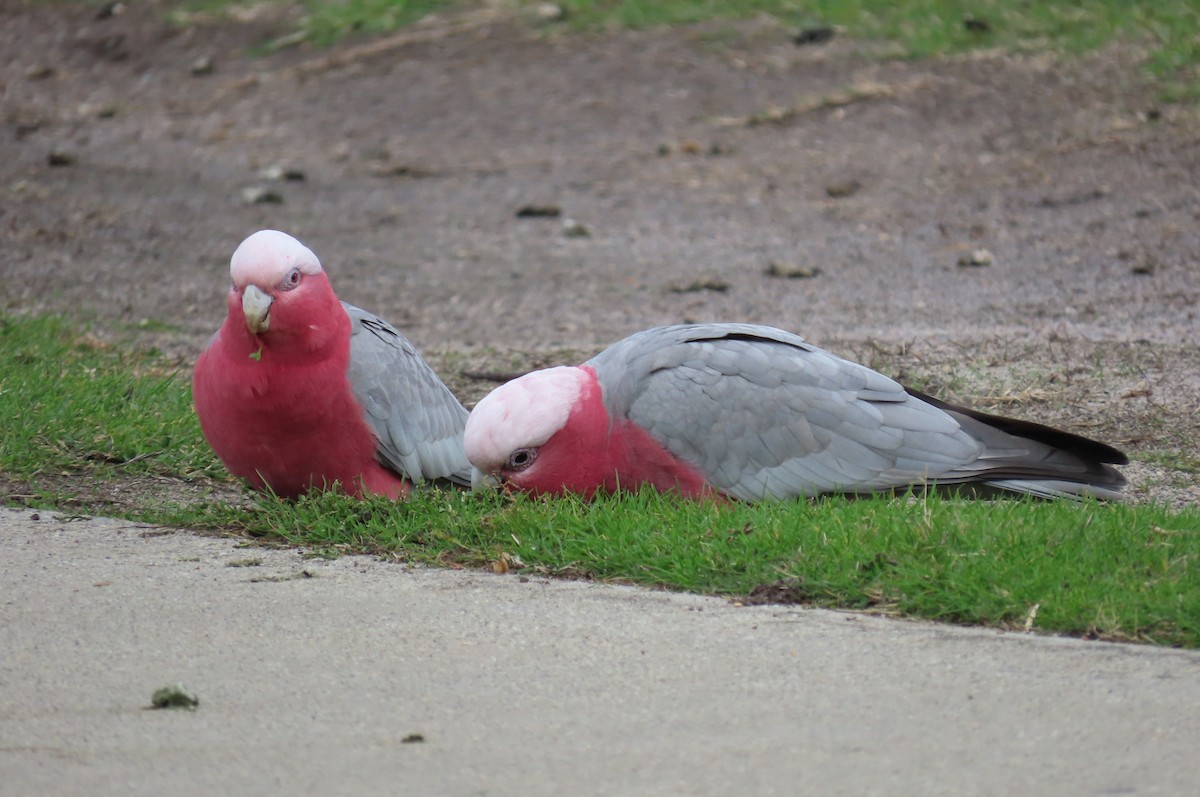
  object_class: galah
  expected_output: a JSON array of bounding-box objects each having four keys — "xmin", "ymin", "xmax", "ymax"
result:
[
  {"xmin": 193, "ymin": 230, "xmax": 471, "ymax": 499},
  {"xmin": 464, "ymin": 323, "xmax": 1127, "ymax": 501}
]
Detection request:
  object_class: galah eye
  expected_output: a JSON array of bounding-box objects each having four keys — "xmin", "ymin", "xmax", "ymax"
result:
[
  {"xmin": 279, "ymin": 268, "xmax": 302, "ymax": 290},
  {"xmin": 507, "ymin": 448, "xmax": 537, "ymax": 471}
]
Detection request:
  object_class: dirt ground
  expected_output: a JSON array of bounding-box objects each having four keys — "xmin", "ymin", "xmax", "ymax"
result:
[{"xmin": 1, "ymin": 1, "xmax": 1197, "ymax": 506}]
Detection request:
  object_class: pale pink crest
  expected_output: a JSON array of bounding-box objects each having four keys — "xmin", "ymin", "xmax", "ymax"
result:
[
  {"xmin": 465, "ymin": 366, "xmax": 588, "ymax": 470},
  {"xmin": 230, "ymin": 230, "xmax": 324, "ymax": 288}
]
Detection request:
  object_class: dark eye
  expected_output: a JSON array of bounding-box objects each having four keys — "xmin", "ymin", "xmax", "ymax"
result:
[
  {"xmin": 279, "ymin": 268, "xmax": 302, "ymax": 291},
  {"xmin": 506, "ymin": 448, "xmax": 537, "ymax": 471}
]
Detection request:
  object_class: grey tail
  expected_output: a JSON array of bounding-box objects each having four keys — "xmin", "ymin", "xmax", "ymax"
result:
[{"xmin": 906, "ymin": 388, "xmax": 1128, "ymax": 501}]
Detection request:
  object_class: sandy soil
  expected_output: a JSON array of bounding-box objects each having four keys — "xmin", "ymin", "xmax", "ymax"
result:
[{"xmin": 1, "ymin": 2, "xmax": 1197, "ymax": 505}]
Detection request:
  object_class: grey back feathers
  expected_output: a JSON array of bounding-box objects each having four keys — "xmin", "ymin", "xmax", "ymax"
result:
[
  {"xmin": 344, "ymin": 303, "xmax": 472, "ymax": 487},
  {"xmin": 587, "ymin": 324, "xmax": 1125, "ymax": 501}
]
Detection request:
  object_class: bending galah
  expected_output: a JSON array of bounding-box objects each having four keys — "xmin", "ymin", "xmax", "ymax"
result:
[
  {"xmin": 464, "ymin": 323, "xmax": 1127, "ymax": 501},
  {"xmin": 194, "ymin": 230, "xmax": 471, "ymax": 499}
]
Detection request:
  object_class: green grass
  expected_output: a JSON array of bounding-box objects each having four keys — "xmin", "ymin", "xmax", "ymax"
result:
[
  {"xmin": 200, "ymin": 0, "xmax": 1200, "ymax": 99},
  {"xmin": 301, "ymin": 0, "xmax": 466, "ymax": 45},
  {"xmin": 0, "ymin": 315, "xmax": 224, "ymax": 488},
  {"xmin": 4, "ymin": 312, "xmax": 1200, "ymax": 646},
  {"xmin": 607, "ymin": 1, "xmax": 1200, "ymax": 101}
]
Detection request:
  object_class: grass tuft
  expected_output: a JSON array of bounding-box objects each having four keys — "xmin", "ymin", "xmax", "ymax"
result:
[{"xmin": 299, "ymin": 0, "xmax": 467, "ymax": 46}]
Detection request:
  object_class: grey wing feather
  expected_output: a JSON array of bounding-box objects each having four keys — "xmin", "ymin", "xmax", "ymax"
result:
[
  {"xmin": 589, "ymin": 323, "xmax": 1124, "ymax": 500},
  {"xmin": 344, "ymin": 303, "xmax": 472, "ymax": 487}
]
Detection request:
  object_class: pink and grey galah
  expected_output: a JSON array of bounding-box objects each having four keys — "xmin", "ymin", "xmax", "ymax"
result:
[
  {"xmin": 193, "ymin": 230, "xmax": 471, "ymax": 499},
  {"xmin": 464, "ymin": 323, "xmax": 1127, "ymax": 501}
]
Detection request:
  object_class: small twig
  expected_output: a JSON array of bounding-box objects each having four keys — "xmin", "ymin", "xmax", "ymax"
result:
[
  {"xmin": 203, "ymin": 8, "xmax": 502, "ymax": 110},
  {"xmin": 116, "ymin": 451, "xmax": 163, "ymax": 467},
  {"xmin": 291, "ymin": 7, "xmax": 506, "ymax": 80},
  {"xmin": 249, "ymin": 570, "xmax": 316, "ymax": 583},
  {"xmin": 710, "ymin": 79, "xmax": 913, "ymax": 128}
]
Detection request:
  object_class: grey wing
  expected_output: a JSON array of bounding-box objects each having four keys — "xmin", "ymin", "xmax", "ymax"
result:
[
  {"xmin": 589, "ymin": 324, "xmax": 984, "ymax": 501},
  {"xmin": 344, "ymin": 303, "xmax": 472, "ymax": 486}
]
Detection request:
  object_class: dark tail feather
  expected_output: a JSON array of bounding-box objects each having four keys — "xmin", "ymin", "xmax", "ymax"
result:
[{"xmin": 905, "ymin": 387, "xmax": 1128, "ymax": 500}]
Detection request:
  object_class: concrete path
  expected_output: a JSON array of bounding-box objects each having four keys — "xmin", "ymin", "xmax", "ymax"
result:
[{"xmin": 2, "ymin": 507, "xmax": 1197, "ymax": 796}]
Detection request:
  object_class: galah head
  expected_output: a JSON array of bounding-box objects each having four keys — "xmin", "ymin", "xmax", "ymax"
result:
[
  {"xmin": 227, "ymin": 230, "xmax": 333, "ymax": 342},
  {"xmin": 465, "ymin": 366, "xmax": 606, "ymax": 496}
]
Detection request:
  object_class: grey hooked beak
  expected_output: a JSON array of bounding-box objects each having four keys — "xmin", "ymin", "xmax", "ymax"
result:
[
  {"xmin": 242, "ymin": 284, "xmax": 273, "ymax": 334},
  {"xmin": 471, "ymin": 467, "xmax": 501, "ymax": 492}
]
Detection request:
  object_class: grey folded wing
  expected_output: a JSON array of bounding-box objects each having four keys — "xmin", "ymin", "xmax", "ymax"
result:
[
  {"xmin": 344, "ymin": 303, "xmax": 472, "ymax": 486},
  {"xmin": 588, "ymin": 323, "xmax": 985, "ymax": 501}
]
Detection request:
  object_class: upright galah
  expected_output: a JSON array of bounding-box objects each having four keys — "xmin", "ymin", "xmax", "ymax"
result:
[
  {"xmin": 194, "ymin": 230, "xmax": 471, "ymax": 499},
  {"xmin": 464, "ymin": 323, "xmax": 1127, "ymax": 501}
]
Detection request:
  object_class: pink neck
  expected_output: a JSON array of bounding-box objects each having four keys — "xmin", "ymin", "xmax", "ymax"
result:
[
  {"xmin": 535, "ymin": 367, "xmax": 715, "ymax": 499},
  {"xmin": 201, "ymin": 284, "xmax": 406, "ymax": 499}
]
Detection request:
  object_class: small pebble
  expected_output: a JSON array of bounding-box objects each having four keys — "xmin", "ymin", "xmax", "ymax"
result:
[
  {"xmin": 242, "ymin": 186, "xmax": 284, "ymax": 205},
  {"xmin": 260, "ymin": 165, "xmax": 306, "ymax": 182},
  {"xmin": 964, "ymin": 16, "xmax": 991, "ymax": 34},
  {"xmin": 515, "ymin": 205, "xmax": 561, "ymax": 218},
  {"xmin": 25, "ymin": 64, "xmax": 55, "ymax": 80},
  {"xmin": 825, "ymin": 180, "xmax": 861, "ymax": 198},
  {"xmin": 669, "ymin": 278, "xmax": 730, "ymax": 294},
  {"xmin": 794, "ymin": 26, "xmax": 835, "ymax": 46},
  {"xmin": 190, "ymin": 56, "xmax": 214, "ymax": 76},
  {"xmin": 956, "ymin": 248, "xmax": 994, "ymax": 268},
  {"xmin": 764, "ymin": 261, "xmax": 821, "ymax": 279},
  {"xmin": 95, "ymin": 1, "xmax": 126, "ymax": 20},
  {"xmin": 562, "ymin": 218, "xmax": 591, "ymax": 238},
  {"xmin": 534, "ymin": 3, "xmax": 564, "ymax": 22},
  {"xmin": 48, "ymin": 151, "xmax": 75, "ymax": 167}
]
